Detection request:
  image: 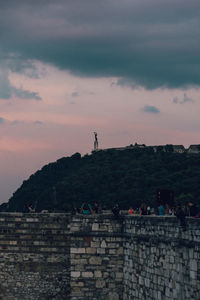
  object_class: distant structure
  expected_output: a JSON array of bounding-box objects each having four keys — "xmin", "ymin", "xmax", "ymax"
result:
[
  {"xmin": 101, "ymin": 143, "xmax": 200, "ymax": 154},
  {"xmin": 94, "ymin": 132, "xmax": 98, "ymax": 151},
  {"xmin": 188, "ymin": 144, "xmax": 200, "ymax": 154}
]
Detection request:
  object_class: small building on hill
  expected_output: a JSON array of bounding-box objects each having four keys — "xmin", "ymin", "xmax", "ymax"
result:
[
  {"xmin": 151, "ymin": 144, "xmax": 185, "ymax": 153},
  {"xmin": 172, "ymin": 145, "xmax": 185, "ymax": 153},
  {"xmin": 187, "ymin": 144, "xmax": 200, "ymax": 154}
]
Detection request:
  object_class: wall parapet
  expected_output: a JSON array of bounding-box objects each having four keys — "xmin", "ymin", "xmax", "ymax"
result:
[{"xmin": 0, "ymin": 213, "xmax": 199, "ymax": 299}]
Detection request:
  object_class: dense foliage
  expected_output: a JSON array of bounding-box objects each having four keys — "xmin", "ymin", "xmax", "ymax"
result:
[{"xmin": 1, "ymin": 148, "xmax": 200, "ymax": 212}]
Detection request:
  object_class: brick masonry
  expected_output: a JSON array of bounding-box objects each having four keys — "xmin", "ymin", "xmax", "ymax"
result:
[{"xmin": 0, "ymin": 213, "xmax": 199, "ymax": 299}]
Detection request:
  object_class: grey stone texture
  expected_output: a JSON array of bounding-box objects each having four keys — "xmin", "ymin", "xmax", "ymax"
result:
[
  {"xmin": 123, "ymin": 216, "xmax": 200, "ymax": 300},
  {"xmin": 0, "ymin": 213, "xmax": 199, "ymax": 299},
  {"xmin": 0, "ymin": 213, "xmax": 71, "ymax": 300}
]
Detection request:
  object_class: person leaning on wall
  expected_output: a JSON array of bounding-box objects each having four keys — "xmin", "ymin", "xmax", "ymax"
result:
[
  {"xmin": 128, "ymin": 207, "xmax": 134, "ymax": 215},
  {"xmin": 80, "ymin": 202, "xmax": 94, "ymax": 215}
]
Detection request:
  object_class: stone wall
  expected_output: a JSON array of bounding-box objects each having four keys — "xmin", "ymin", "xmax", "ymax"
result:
[
  {"xmin": 70, "ymin": 214, "xmax": 124, "ymax": 300},
  {"xmin": 0, "ymin": 213, "xmax": 71, "ymax": 300},
  {"xmin": 0, "ymin": 213, "xmax": 199, "ymax": 300},
  {"xmin": 123, "ymin": 216, "xmax": 200, "ymax": 300}
]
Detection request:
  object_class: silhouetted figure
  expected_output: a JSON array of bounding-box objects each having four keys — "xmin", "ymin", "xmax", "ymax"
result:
[
  {"xmin": 94, "ymin": 202, "xmax": 100, "ymax": 214},
  {"xmin": 140, "ymin": 203, "xmax": 147, "ymax": 215},
  {"xmin": 76, "ymin": 207, "xmax": 81, "ymax": 214},
  {"xmin": 183, "ymin": 204, "xmax": 189, "ymax": 216},
  {"xmin": 175, "ymin": 205, "xmax": 187, "ymax": 231},
  {"xmin": 23, "ymin": 204, "xmax": 29, "ymax": 213},
  {"xmin": 71, "ymin": 205, "xmax": 77, "ymax": 215},
  {"xmin": 112, "ymin": 204, "xmax": 120, "ymax": 219},
  {"xmin": 188, "ymin": 202, "xmax": 198, "ymax": 217}
]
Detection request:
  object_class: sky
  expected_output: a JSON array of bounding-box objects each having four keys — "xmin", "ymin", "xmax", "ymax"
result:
[{"xmin": 0, "ymin": 0, "xmax": 200, "ymax": 203}]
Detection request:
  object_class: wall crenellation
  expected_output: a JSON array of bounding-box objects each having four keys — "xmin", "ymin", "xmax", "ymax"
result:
[{"xmin": 0, "ymin": 213, "xmax": 199, "ymax": 299}]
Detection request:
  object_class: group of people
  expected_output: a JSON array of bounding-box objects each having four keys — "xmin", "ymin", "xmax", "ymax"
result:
[
  {"xmin": 74, "ymin": 201, "xmax": 199, "ymax": 218},
  {"xmin": 128, "ymin": 204, "xmax": 154, "ymax": 215},
  {"xmin": 73, "ymin": 202, "xmax": 101, "ymax": 215},
  {"xmin": 157, "ymin": 201, "xmax": 199, "ymax": 217},
  {"xmin": 24, "ymin": 201, "xmax": 199, "ymax": 220},
  {"xmin": 127, "ymin": 201, "xmax": 199, "ymax": 218},
  {"xmin": 23, "ymin": 204, "xmax": 35, "ymax": 213}
]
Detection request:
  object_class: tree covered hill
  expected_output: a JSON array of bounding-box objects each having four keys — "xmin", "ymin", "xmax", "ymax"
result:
[{"xmin": 2, "ymin": 148, "xmax": 200, "ymax": 212}]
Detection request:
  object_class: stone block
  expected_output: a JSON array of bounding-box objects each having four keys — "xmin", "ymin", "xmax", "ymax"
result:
[
  {"xmin": 96, "ymin": 279, "xmax": 105, "ymax": 288},
  {"xmin": 70, "ymin": 248, "xmax": 86, "ymax": 254},
  {"xmin": 91, "ymin": 242, "xmax": 100, "ymax": 248},
  {"xmin": 109, "ymin": 249, "xmax": 117, "ymax": 255},
  {"xmin": 117, "ymin": 247, "xmax": 123, "ymax": 255},
  {"xmin": 94, "ymin": 271, "xmax": 102, "ymax": 278},
  {"xmin": 70, "ymin": 226, "xmax": 80, "ymax": 232},
  {"xmin": 145, "ymin": 278, "xmax": 150, "ymax": 288},
  {"xmin": 116, "ymin": 272, "xmax": 123, "ymax": 279},
  {"xmin": 108, "ymin": 243, "xmax": 119, "ymax": 248},
  {"xmin": 190, "ymin": 259, "xmax": 197, "ymax": 271},
  {"xmin": 97, "ymin": 248, "xmax": 105, "ymax": 254},
  {"xmin": 108, "ymin": 292, "xmax": 119, "ymax": 300},
  {"xmin": 82, "ymin": 271, "xmax": 93, "ymax": 278},
  {"xmin": 71, "ymin": 281, "xmax": 84, "ymax": 287},
  {"xmin": 100, "ymin": 240, "xmax": 107, "ymax": 248},
  {"xmin": 89, "ymin": 256, "xmax": 102, "ymax": 265},
  {"xmin": 190, "ymin": 270, "xmax": 196, "ymax": 280},
  {"xmin": 86, "ymin": 247, "xmax": 97, "ymax": 254},
  {"xmin": 71, "ymin": 271, "xmax": 80, "ymax": 278},
  {"xmin": 92, "ymin": 223, "xmax": 99, "ymax": 231}
]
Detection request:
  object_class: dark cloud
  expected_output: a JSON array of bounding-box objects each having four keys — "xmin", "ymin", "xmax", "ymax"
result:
[
  {"xmin": 143, "ymin": 105, "xmax": 160, "ymax": 114},
  {"xmin": 0, "ymin": 0, "xmax": 200, "ymax": 89},
  {"xmin": 13, "ymin": 87, "xmax": 41, "ymax": 100},
  {"xmin": 11, "ymin": 120, "xmax": 43, "ymax": 125},
  {"xmin": 182, "ymin": 93, "xmax": 193, "ymax": 104},
  {"xmin": 173, "ymin": 93, "xmax": 193, "ymax": 104},
  {"xmin": 33, "ymin": 121, "xmax": 43, "ymax": 125},
  {"xmin": 9, "ymin": 58, "xmax": 45, "ymax": 79},
  {"xmin": 0, "ymin": 117, "xmax": 5, "ymax": 124},
  {"xmin": 173, "ymin": 97, "xmax": 179, "ymax": 104},
  {"xmin": 0, "ymin": 69, "xmax": 41, "ymax": 100},
  {"xmin": 71, "ymin": 91, "xmax": 79, "ymax": 97}
]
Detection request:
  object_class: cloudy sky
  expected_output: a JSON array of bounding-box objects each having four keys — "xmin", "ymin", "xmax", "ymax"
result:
[{"xmin": 0, "ymin": 0, "xmax": 200, "ymax": 203}]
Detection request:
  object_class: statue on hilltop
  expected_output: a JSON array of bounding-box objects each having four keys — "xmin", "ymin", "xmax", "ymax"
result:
[{"xmin": 94, "ymin": 132, "xmax": 98, "ymax": 151}]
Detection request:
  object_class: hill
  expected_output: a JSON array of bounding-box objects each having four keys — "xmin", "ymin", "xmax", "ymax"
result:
[{"xmin": 1, "ymin": 148, "xmax": 200, "ymax": 212}]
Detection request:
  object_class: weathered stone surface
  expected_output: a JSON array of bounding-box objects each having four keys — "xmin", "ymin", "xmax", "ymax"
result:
[
  {"xmin": 82, "ymin": 272, "xmax": 93, "ymax": 278},
  {"xmin": 0, "ymin": 213, "xmax": 199, "ymax": 299},
  {"xmin": 89, "ymin": 256, "xmax": 102, "ymax": 265},
  {"xmin": 85, "ymin": 247, "xmax": 97, "ymax": 254},
  {"xmin": 70, "ymin": 248, "xmax": 86, "ymax": 254},
  {"xmin": 100, "ymin": 240, "xmax": 107, "ymax": 248},
  {"xmin": 71, "ymin": 272, "xmax": 80, "ymax": 279},
  {"xmin": 108, "ymin": 292, "xmax": 119, "ymax": 300},
  {"xmin": 96, "ymin": 279, "xmax": 105, "ymax": 288},
  {"xmin": 123, "ymin": 216, "xmax": 200, "ymax": 300}
]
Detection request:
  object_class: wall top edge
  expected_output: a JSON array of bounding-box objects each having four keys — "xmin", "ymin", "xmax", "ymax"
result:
[{"xmin": 0, "ymin": 212, "xmax": 199, "ymax": 223}]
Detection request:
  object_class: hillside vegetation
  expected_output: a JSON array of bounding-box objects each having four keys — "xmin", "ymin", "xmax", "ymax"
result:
[{"xmin": 2, "ymin": 148, "xmax": 200, "ymax": 212}]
